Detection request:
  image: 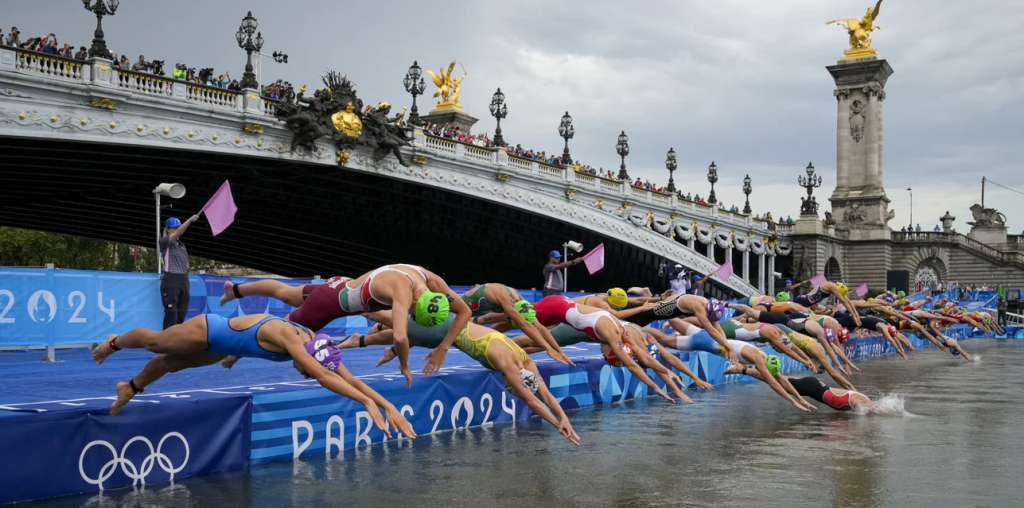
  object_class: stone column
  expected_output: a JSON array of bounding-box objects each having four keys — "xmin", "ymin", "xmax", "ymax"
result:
[
  {"xmin": 743, "ymin": 250, "xmax": 750, "ymax": 281},
  {"xmin": 834, "ymin": 89, "xmax": 851, "ymax": 193},
  {"xmin": 767, "ymin": 255, "xmax": 776, "ymax": 295},
  {"xmin": 726, "ymin": 245, "xmax": 733, "ymax": 266},
  {"xmin": 865, "ymin": 87, "xmax": 880, "ymax": 191},
  {"xmin": 757, "ymin": 253, "xmax": 766, "ymax": 292},
  {"xmin": 877, "ymin": 91, "xmax": 885, "ymax": 187},
  {"xmin": 707, "ymin": 240, "xmax": 714, "ymax": 262}
]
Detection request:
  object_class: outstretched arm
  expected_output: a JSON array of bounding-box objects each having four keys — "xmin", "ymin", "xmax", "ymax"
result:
[{"xmin": 646, "ymin": 328, "xmax": 713, "ymax": 390}]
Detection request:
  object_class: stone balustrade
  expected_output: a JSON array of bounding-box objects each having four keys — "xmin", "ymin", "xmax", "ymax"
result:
[{"xmin": 14, "ymin": 49, "xmax": 83, "ymax": 81}]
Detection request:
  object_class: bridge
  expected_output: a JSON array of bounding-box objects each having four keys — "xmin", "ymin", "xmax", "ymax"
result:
[{"xmin": 0, "ymin": 47, "xmax": 786, "ymax": 297}]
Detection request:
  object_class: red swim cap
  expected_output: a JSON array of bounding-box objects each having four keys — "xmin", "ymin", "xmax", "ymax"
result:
[
  {"xmin": 605, "ymin": 342, "xmax": 634, "ymax": 367},
  {"xmin": 887, "ymin": 325, "xmax": 898, "ymax": 337},
  {"xmin": 838, "ymin": 328, "xmax": 850, "ymax": 344}
]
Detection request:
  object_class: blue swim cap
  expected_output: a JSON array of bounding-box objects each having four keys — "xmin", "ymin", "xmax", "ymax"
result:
[
  {"xmin": 645, "ymin": 342, "xmax": 660, "ymax": 361},
  {"xmin": 165, "ymin": 217, "xmax": 182, "ymax": 228}
]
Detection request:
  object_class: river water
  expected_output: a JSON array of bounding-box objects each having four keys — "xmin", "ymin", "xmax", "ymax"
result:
[{"xmin": 33, "ymin": 340, "xmax": 1024, "ymax": 508}]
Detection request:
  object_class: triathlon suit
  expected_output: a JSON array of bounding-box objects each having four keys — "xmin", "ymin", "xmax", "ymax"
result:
[
  {"xmin": 793, "ymin": 285, "xmax": 830, "ymax": 307},
  {"xmin": 205, "ymin": 314, "xmax": 310, "ymax": 361},
  {"xmin": 453, "ymin": 325, "xmax": 528, "ymax": 371},
  {"xmin": 786, "ymin": 318, "xmax": 830, "ymax": 342},
  {"xmin": 676, "ymin": 321, "xmax": 703, "ymax": 337},
  {"xmin": 747, "ymin": 296, "xmax": 763, "ymax": 307},
  {"xmin": 672, "ymin": 331, "xmax": 720, "ymax": 354},
  {"xmin": 288, "ymin": 264, "xmax": 429, "ymax": 331},
  {"xmin": 534, "ymin": 295, "xmax": 622, "ymax": 341},
  {"xmin": 405, "ymin": 314, "xmax": 457, "ymax": 349},
  {"xmin": 757, "ymin": 311, "xmax": 792, "ymax": 326},
  {"xmin": 461, "ymin": 284, "xmax": 516, "ymax": 316},
  {"xmin": 548, "ymin": 324, "xmax": 592, "ymax": 348},
  {"xmin": 758, "ymin": 302, "xmax": 795, "ymax": 313},
  {"xmin": 719, "ymin": 339, "xmax": 762, "ymax": 363},
  {"xmin": 629, "ymin": 295, "xmax": 697, "ymax": 327},
  {"xmin": 719, "ymin": 320, "xmax": 768, "ymax": 342},
  {"xmin": 775, "ymin": 324, "xmax": 812, "ymax": 352}
]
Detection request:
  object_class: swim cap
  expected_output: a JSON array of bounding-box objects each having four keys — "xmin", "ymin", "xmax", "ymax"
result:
[
  {"xmin": 838, "ymin": 328, "xmax": 850, "ymax": 344},
  {"xmin": 645, "ymin": 342, "xmax": 660, "ymax": 361},
  {"xmin": 836, "ymin": 283, "xmax": 849, "ymax": 296},
  {"xmin": 606, "ymin": 287, "xmax": 629, "ymax": 309},
  {"xmin": 414, "ymin": 290, "xmax": 450, "ymax": 327},
  {"xmin": 706, "ymin": 298, "xmax": 725, "ymax": 322},
  {"xmin": 304, "ymin": 334, "xmax": 342, "ymax": 372},
  {"xmin": 925, "ymin": 297, "xmax": 933, "ymax": 303},
  {"xmin": 507, "ymin": 300, "xmax": 536, "ymax": 329},
  {"xmin": 765, "ymin": 355, "xmax": 782, "ymax": 376},
  {"xmin": 824, "ymin": 328, "xmax": 835, "ymax": 343},
  {"xmin": 506, "ymin": 368, "xmax": 539, "ymax": 394},
  {"xmin": 605, "ymin": 341, "xmax": 634, "ymax": 367},
  {"xmin": 897, "ymin": 291, "xmax": 906, "ymax": 298},
  {"xmin": 887, "ymin": 325, "xmax": 898, "ymax": 337},
  {"xmin": 867, "ymin": 297, "xmax": 875, "ymax": 302},
  {"xmin": 776, "ymin": 291, "xmax": 791, "ymax": 302}
]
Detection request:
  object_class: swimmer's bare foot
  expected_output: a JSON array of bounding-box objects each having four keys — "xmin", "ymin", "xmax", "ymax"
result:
[
  {"xmin": 339, "ymin": 333, "xmax": 362, "ymax": 350},
  {"xmin": 219, "ymin": 281, "xmax": 236, "ymax": 306},
  {"xmin": 376, "ymin": 347, "xmax": 397, "ymax": 368},
  {"xmin": 110, "ymin": 381, "xmax": 136, "ymax": 416},
  {"xmin": 92, "ymin": 335, "xmax": 118, "ymax": 365},
  {"xmin": 221, "ymin": 356, "xmax": 240, "ymax": 369}
]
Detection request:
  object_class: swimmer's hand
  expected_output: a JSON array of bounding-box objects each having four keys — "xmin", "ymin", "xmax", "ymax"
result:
[
  {"xmin": 558, "ymin": 419, "xmax": 581, "ymax": 446},
  {"xmin": 804, "ymin": 360, "xmax": 817, "ymax": 372},
  {"xmin": 546, "ymin": 348, "xmax": 575, "ymax": 367},
  {"xmin": 848, "ymin": 362, "xmax": 861, "ymax": 372},
  {"xmin": 655, "ymin": 388, "xmax": 674, "ymax": 403},
  {"xmin": 726, "ymin": 349, "xmax": 740, "ymax": 366},
  {"xmin": 221, "ymin": 356, "xmax": 240, "ymax": 369},
  {"xmin": 386, "ymin": 404, "xmax": 417, "ymax": 440},
  {"xmin": 363, "ymin": 400, "xmax": 390, "ymax": 439},
  {"xmin": 422, "ymin": 346, "xmax": 449, "ymax": 376},
  {"xmin": 793, "ymin": 400, "xmax": 811, "ymax": 411},
  {"xmin": 693, "ymin": 378, "xmax": 714, "ymax": 391}
]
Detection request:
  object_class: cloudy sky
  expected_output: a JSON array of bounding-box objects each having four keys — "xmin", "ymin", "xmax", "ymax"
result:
[{"xmin": 9, "ymin": 0, "xmax": 1022, "ymax": 231}]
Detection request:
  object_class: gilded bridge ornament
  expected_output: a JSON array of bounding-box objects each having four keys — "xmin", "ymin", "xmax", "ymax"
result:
[
  {"xmin": 827, "ymin": 0, "xmax": 883, "ymax": 60},
  {"xmin": 331, "ymin": 103, "xmax": 363, "ymax": 138},
  {"xmin": 424, "ymin": 61, "xmax": 467, "ymax": 110},
  {"xmin": 90, "ymin": 98, "xmax": 116, "ymax": 110}
]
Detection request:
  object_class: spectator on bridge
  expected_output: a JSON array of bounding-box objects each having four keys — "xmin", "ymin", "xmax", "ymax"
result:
[
  {"xmin": 786, "ymin": 215, "xmax": 794, "ymax": 224},
  {"xmin": 74, "ymin": 46, "xmax": 87, "ymax": 60},
  {"xmin": 934, "ymin": 224, "xmax": 941, "ymax": 232},
  {"xmin": 159, "ymin": 214, "xmax": 200, "ymax": 330},
  {"xmin": 901, "ymin": 226, "xmax": 906, "ymax": 232},
  {"xmin": 4, "ymin": 27, "xmax": 20, "ymax": 47},
  {"xmin": 173, "ymin": 63, "xmax": 186, "ymax": 80},
  {"xmin": 57, "ymin": 42, "xmax": 72, "ymax": 58},
  {"xmin": 915, "ymin": 224, "xmax": 922, "ymax": 232},
  {"xmin": 668, "ymin": 264, "xmax": 690, "ymax": 295},
  {"xmin": 228, "ymin": 79, "xmax": 241, "ymax": 92},
  {"xmin": 132, "ymin": 55, "xmax": 147, "ymax": 72},
  {"xmin": 998, "ymin": 296, "xmax": 1008, "ymax": 326},
  {"xmin": 542, "ymin": 250, "xmax": 581, "ymax": 297}
]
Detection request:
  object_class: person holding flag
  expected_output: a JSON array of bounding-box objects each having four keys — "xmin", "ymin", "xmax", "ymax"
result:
[{"xmin": 158, "ymin": 214, "xmax": 200, "ymax": 330}]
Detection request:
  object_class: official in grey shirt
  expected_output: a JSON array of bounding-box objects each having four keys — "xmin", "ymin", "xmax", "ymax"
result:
[
  {"xmin": 159, "ymin": 214, "xmax": 199, "ymax": 329},
  {"xmin": 542, "ymin": 250, "xmax": 581, "ymax": 297}
]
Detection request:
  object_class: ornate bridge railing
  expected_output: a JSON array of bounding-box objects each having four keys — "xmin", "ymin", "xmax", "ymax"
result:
[{"xmin": 892, "ymin": 231, "xmax": 1024, "ymax": 268}]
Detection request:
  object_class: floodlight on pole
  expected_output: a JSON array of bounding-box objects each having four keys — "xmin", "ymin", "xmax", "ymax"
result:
[{"xmin": 154, "ymin": 183, "xmax": 186, "ymax": 273}]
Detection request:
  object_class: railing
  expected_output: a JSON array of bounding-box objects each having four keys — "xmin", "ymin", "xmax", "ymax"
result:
[
  {"xmin": 892, "ymin": 231, "xmax": 1024, "ymax": 266},
  {"xmin": 775, "ymin": 223, "xmax": 794, "ymax": 234},
  {"xmin": 892, "ymin": 231, "xmax": 954, "ymax": 242},
  {"xmin": 538, "ymin": 163, "xmax": 563, "ymax": 179},
  {"xmin": 630, "ymin": 186, "xmax": 650, "ymax": 200},
  {"xmin": 115, "ymin": 68, "xmax": 173, "ymax": 97},
  {"xmin": 463, "ymin": 144, "xmax": 493, "ymax": 163},
  {"xmin": 507, "ymin": 155, "xmax": 534, "ymax": 172},
  {"xmin": 572, "ymin": 171, "xmax": 597, "ymax": 187},
  {"xmin": 263, "ymin": 97, "xmax": 281, "ymax": 116},
  {"xmin": 424, "ymin": 135, "xmax": 457, "ymax": 155},
  {"xmin": 186, "ymin": 83, "xmax": 237, "ymax": 109},
  {"xmin": 651, "ymin": 192, "xmax": 671, "ymax": 206},
  {"xmin": 15, "ymin": 49, "xmax": 83, "ymax": 81},
  {"xmin": 599, "ymin": 178, "xmax": 622, "ymax": 194}
]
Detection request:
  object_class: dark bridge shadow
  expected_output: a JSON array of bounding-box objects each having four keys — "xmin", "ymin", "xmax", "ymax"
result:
[{"xmin": 0, "ymin": 137, "xmax": 741, "ymax": 297}]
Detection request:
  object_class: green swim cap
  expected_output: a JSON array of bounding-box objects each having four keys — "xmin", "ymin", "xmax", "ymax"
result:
[
  {"xmin": 776, "ymin": 291, "xmax": 791, "ymax": 302},
  {"xmin": 765, "ymin": 355, "xmax": 782, "ymax": 376},
  {"xmin": 508, "ymin": 300, "xmax": 537, "ymax": 329},
  {"xmin": 414, "ymin": 290, "xmax": 450, "ymax": 327},
  {"xmin": 897, "ymin": 291, "xmax": 906, "ymax": 297}
]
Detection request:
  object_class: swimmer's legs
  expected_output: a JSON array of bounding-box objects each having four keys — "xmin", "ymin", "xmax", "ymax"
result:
[
  {"xmin": 111, "ymin": 352, "xmax": 224, "ymax": 415},
  {"xmin": 93, "ymin": 315, "xmax": 208, "ymax": 364},
  {"xmin": 220, "ymin": 279, "xmax": 304, "ymax": 307}
]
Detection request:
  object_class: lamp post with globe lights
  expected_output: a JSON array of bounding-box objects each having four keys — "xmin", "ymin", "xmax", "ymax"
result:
[
  {"xmin": 743, "ymin": 174, "xmax": 753, "ymax": 215},
  {"xmin": 82, "ymin": 0, "xmax": 119, "ymax": 60},
  {"xmin": 665, "ymin": 148, "xmax": 678, "ymax": 193},
  {"xmin": 558, "ymin": 112, "xmax": 575, "ymax": 165},
  {"xmin": 403, "ymin": 61, "xmax": 428, "ymax": 126},
  {"xmin": 616, "ymin": 131, "xmax": 630, "ymax": 180},
  {"xmin": 798, "ymin": 162, "xmax": 823, "ymax": 216},
  {"xmin": 235, "ymin": 11, "xmax": 263, "ymax": 90},
  {"xmin": 488, "ymin": 88, "xmax": 508, "ymax": 146},
  {"xmin": 707, "ymin": 161, "xmax": 719, "ymax": 205}
]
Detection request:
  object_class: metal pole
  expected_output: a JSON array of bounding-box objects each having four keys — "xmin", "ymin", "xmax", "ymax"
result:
[
  {"xmin": 156, "ymin": 192, "xmax": 162, "ymax": 274},
  {"xmin": 563, "ymin": 244, "xmax": 568, "ymax": 294},
  {"xmin": 982, "ymin": 176, "xmax": 986, "ymax": 208},
  {"xmin": 909, "ymin": 189, "xmax": 913, "ymax": 227}
]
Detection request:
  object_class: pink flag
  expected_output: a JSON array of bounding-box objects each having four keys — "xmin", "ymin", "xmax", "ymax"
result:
[
  {"xmin": 854, "ymin": 283, "xmax": 868, "ymax": 297},
  {"xmin": 581, "ymin": 243, "xmax": 605, "ymax": 275},
  {"xmin": 201, "ymin": 180, "xmax": 237, "ymax": 236},
  {"xmin": 715, "ymin": 260, "xmax": 734, "ymax": 280},
  {"xmin": 809, "ymin": 273, "xmax": 827, "ymax": 287}
]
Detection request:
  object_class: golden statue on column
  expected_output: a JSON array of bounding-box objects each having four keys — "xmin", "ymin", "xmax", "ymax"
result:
[
  {"xmin": 827, "ymin": 0, "xmax": 883, "ymax": 60},
  {"xmin": 424, "ymin": 61, "xmax": 467, "ymax": 111}
]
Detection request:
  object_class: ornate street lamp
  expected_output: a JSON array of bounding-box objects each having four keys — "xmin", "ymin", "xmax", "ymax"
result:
[
  {"xmin": 83, "ymin": 0, "xmax": 119, "ymax": 60},
  {"xmin": 235, "ymin": 12, "xmax": 263, "ymax": 90},
  {"xmin": 558, "ymin": 111, "xmax": 575, "ymax": 165},
  {"xmin": 488, "ymin": 88, "xmax": 508, "ymax": 146},
  {"xmin": 403, "ymin": 61, "xmax": 428, "ymax": 126},
  {"xmin": 707, "ymin": 161, "xmax": 719, "ymax": 205},
  {"xmin": 665, "ymin": 147, "xmax": 677, "ymax": 193},
  {"xmin": 742, "ymin": 174, "xmax": 753, "ymax": 214},
  {"xmin": 798, "ymin": 162, "xmax": 823, "ymax": 216},
  {"xmin": 616, "ymin": 131, "xmax": 630, "ymax": 180}
]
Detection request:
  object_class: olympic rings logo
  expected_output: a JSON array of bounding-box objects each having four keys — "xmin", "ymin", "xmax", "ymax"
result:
[{"xmin": 78, "ymin": 432, "xmax": 189, "ymax": 489}]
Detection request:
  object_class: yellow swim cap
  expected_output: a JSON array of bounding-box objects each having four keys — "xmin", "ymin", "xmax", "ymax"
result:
[
  {"xmin": 606, "ymin": 288, "xmax": 629, "ymax": 309},
  {"xmin": 836, "ymin": 282, "xmax": 849, "ymax": 296}
]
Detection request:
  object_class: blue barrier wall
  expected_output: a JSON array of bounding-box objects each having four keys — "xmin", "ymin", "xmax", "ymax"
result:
[{"xmin": 0, "ymin": 267, "xmax": 590, "ymax": 346}]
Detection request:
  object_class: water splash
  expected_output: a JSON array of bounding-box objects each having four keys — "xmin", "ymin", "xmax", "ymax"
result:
[
  {"xmin": 858, "ymin": 392, "xmax": 913, "ymax": 416},
  {"xmin": 971, "ymin": 355, "xmax": 981, "ymax": 363}
]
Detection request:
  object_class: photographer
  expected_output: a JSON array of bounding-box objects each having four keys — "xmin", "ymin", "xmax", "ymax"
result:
[
  {"xmin": 131, "ymin": 54, "xmax": 147, "ymax": 72},
  {"xmin": 173, "ymin": 63, "xmax": 186, "ymax": 80}
]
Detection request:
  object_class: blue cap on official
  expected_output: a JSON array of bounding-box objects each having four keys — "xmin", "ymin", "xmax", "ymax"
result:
[
  {"xmin": 549, "ymin": 250, "xmax": 562, "ymax": 258},
  {"xmin": 165, "ymin": 217, "xmax": 182, "ymax": 228}
]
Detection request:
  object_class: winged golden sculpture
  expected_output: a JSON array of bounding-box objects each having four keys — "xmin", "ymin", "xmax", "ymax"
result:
[
  {"xmin": 827, "ymin": 0, "xmax": 883, "ymax": 59},
  {"xmin": 424, "ymin": 61, "xmax": 467, "ymax": 109}
]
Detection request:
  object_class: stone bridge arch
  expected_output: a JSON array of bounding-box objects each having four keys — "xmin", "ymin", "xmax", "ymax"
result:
[
  {"xmin": 904, "ymin": 246, "xmax": 950, "ymax": 284},
  {"xmin": 825, "ymin": 256, "xmax": 843, "ymax": 282}
]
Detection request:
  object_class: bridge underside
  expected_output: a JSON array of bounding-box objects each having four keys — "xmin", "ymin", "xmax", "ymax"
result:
[{"xmin": 0, "ymin": 137, "xmax": 742, "ymax": 296}]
